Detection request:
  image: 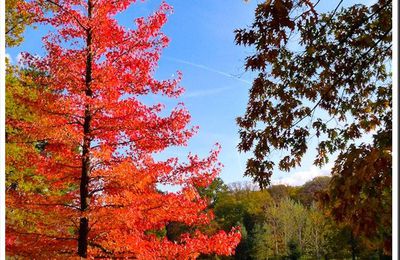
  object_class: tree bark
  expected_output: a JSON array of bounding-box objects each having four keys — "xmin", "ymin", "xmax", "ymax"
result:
[{"xmin": 78, "ymin": 0, "xmax": 93, "ymax": 257}]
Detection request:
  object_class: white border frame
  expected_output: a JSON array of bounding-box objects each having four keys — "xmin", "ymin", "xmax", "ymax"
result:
[{"xmin": 391, "ymin": 0, "xmax": 398, "ymax": 257}]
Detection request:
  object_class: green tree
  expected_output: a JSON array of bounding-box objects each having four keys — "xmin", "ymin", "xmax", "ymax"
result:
[
  {"xmin": 303, "ymin": 203, "xmax": 337, "ymax": 259},
  {"xmin": 5, "ymin": 0, "xmax": 54, "ymax": 47},
  {"xmin": 287, "ymin": 239, "xmax": 301, "ymax": 260},
  {"xmin": 6, "ymin": 0, "xmax": 30, "ymax": 46},
  {"xmin": 207, "ymin": 180, "xmax": 385, "ymax": 259},
  {"xmin": 267, "ymin": 184, "xmax": 299, "ymax": 203},
  {"xmin": 264, "ymin": 203, "xmax": 284, "ymax": 258},
  {"xmin": 278, "ymin": 198, "xmax": 308, "ymax": 255},
  {"xmin": 214, "ymin": 188, "xmax": 273, "ymax": 230},
  {"xmin": 5, "ymin": 0, "xmax": 43, "ymax": 191},
  {"xmin": 5, "ymin": 1, "xmax": 55, "ymax": 253},
  {"xmin": 212, "ymin": 187, "xmax": 274, "ymax": 259},
  {"xmin": 5, "ymin": 64, "xmax": 38, "ymax": 191},
  {"xmin": 197, "ymin": 177, "xmax": 229, "ymax": 208},
  {"xmin": 250, "ymin": 224, "xmax": 273, "ymax": 260}
]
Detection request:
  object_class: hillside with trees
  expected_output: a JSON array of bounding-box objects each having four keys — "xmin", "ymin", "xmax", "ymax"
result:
[{"xmin": 191, "ymin": 177, "xmax": 390, "ymax": 259}]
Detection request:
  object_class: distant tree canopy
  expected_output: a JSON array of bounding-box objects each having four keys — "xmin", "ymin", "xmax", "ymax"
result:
[
  {"xmin": 235, "ymin": 0, "xmax": 392, "ymax": 254},
  {"xmin": 197, "ymin": 177, "xmax": 388, "ymax": 260},
  {"xmin": 297, "ymin": 176, "xmax": 330, "ymax": 206}
]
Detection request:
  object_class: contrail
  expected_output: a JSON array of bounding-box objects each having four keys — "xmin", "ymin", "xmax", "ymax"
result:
[
  {"xmin": 183, "ymin": 86, "xmax": 234, "ymax": 98},
  {"xmin": 165, "ymin": 56, "xmax": 252, "ymax": 85}
]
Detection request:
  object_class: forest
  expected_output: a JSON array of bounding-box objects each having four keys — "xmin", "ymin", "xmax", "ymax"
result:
[
  {"xmin": 4, "ymin": 0, "xmax": 393, "ymax": 259},
  {"xmin": 194, "ymin": 177, "xmax": 390, "ymax": 259}
]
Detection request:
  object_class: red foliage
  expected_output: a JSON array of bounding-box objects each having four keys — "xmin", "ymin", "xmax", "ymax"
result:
[{"xmin": 7, "ymin": 0, "xmax": 240, "ymax": 258}]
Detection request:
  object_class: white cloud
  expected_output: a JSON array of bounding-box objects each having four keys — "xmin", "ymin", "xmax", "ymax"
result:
[{"xmin": 271, "ymin": 163, "xmax": 333, "ymax": 186}]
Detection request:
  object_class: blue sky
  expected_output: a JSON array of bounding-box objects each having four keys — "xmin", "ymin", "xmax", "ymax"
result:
[{"xmin": 6, "ymin": 0, "xmax": 367, "ymax": 186}]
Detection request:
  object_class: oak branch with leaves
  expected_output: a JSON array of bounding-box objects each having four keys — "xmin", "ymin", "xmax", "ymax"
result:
[{"xmin": 235, "ymin": 0, "xmax": 391, "ymax": 254}]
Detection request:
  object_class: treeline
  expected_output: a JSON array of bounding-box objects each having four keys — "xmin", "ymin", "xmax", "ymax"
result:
[{"xmin": 181, "ymin": 177, "xmax": 390, "ymax": 260}]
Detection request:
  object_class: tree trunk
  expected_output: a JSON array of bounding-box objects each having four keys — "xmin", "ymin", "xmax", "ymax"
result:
[{"xmin": 78, "ymin": 0, "xmax": 93, "ymax": 257}]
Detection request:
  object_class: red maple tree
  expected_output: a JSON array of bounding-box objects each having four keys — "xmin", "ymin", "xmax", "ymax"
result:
[{"xmin": 6, "ymin": 0, "xmax": 240, "ymax": 258}]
